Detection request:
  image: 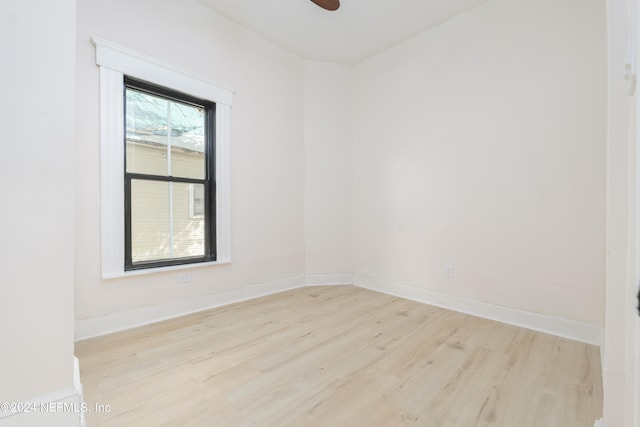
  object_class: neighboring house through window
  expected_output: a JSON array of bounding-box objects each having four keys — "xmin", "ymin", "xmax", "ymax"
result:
[{"xmin": 93, "ymin": 37, "xmax": 232, "ymax": 278}]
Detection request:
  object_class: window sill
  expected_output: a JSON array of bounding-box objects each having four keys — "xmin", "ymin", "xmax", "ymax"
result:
[{"xmin": 102, "ymin": 258, "xmax": 231, "ymax": 280}]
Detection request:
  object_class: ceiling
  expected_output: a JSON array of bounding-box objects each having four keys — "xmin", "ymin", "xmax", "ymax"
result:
[{"xmin": 198, "ymin": 0, "xmax": 488, "ymax": 64}]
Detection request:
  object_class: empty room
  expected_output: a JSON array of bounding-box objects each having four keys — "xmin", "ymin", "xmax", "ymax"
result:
[{"xmin": 1, "ymin": 0, "xmax": 638, "ymax": 426}]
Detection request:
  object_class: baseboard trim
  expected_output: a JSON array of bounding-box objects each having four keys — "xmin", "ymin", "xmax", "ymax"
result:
[
  {"xmin": 75, "ymin": 275, "xmax": 305, "ymax": 341},
  {"xmin": 305, "ymin": 274, "xmax": 353, "ymax": 286},
  {"xmin": 354, "ymin": 275, "xmax": 603, "ymax": 345},
  {"xmin": 0, "ymin": 357, "xmax": 83, "ymax": 426},
  {"xmin": 75, "ymin": 272, "xmax": 603, "ymax": 346}
]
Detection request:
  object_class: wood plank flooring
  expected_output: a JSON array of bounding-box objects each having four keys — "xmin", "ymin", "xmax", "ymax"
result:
[{"xmin": 75, "ymin": 285, "xmax": 602, "ymax": 426}]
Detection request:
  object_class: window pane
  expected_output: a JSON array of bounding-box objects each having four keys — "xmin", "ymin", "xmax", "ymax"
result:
[
  {"xmin": 126, "ymin": 89, "xmax": 205, "ymax": 179},
  {"xmin": 126, "ymin": 89, "xmax": 170, "ymax": 176},
  {"xmin": 131, "ymin": 180, "xmax": 205, "ymax": 263},
  {"xmin": 173, "ymin": 183, "xmax": 205, "ymax": 258},
  {"xmin": 131, "ymin": 180, "xmax": 171, "ymax": 262},
  {"xmin": 169, "ymin": 100, "xmax": 206, "ymax": 180}
]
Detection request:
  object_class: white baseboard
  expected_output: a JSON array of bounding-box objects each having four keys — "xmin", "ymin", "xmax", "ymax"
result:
[
  {"xmin": 593, "ymin": 418, "xmax": 602, "ymax": 427},
  {"xmin": 305, "ymin": 274, "xmax": 353, "ymax": 286},
  {"xmin": 0, "ymin": 357, "xmax": 83, "ymax": 426},
  {"xmin": 75, "ymin": 272, "xmax": 603, "ymax": 346},
  {"xmin": 354, "ymin": 274, "xmax": 603, "ymax": 345},
  {"xmin": 75, "ymin": 275, "xmax": 305, "ymax": 341}
]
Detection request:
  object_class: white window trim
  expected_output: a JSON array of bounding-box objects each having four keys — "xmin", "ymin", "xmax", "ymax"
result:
[{"xmin": 92, "ymin": 36, "xmax": 232, "ymax": 279}]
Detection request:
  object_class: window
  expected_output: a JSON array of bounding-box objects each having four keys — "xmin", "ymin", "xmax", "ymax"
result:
[
  {"xmin": 124, "ymin": 78, "xmax": 215, "ymax": 270},
  {"xmin": 93, "ymin": 37, "xmax": 232, "ymax": 278},
  {"xmin": 189, "ymin": 184, "xmax": 205, "ymax": 218}
]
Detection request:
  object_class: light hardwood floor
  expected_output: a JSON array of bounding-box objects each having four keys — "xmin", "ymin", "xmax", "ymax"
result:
[{"xmin": 75, "ymin": 285, "xmax": 602, "ymax": 426}]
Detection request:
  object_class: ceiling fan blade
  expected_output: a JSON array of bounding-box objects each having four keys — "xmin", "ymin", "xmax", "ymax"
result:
[{"xmin": 310, "ymin": 0, "xmax": 340, "ymax": 11}]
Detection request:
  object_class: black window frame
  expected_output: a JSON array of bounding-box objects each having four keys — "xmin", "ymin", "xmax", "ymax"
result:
[{"xmin": 123, "ymin": 76, "xmax": 216, "ymax": 271}]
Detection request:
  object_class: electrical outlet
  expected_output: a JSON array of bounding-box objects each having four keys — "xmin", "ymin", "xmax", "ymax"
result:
[
  {"xmin": 176, "ymin": 273, "xmax": 192, "ymax": 284},
  {"xmin": 444, "ymin": 264, "xmax": 454, "ymax": 279}
]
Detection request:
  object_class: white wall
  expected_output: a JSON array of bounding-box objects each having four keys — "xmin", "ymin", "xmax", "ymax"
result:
[
  {"xmin": 604, "ymin": 0, "xmax": 639, "ymax": 425},
  {"xmin": 352, "ymin": 0, "xmax": 606, "ymax": 328},
  {"xmin": 304, "ymin": 61, "xmax": 353, "ymax": 283},
  {"xmin": 76, "ymin": 0, "xmax": 306, "ymax": 337},
  {"xmin": 0, "ymin": 0, "xmax": 80, "ymax": 424}
]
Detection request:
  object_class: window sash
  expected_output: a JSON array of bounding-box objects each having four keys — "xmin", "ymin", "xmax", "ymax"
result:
[{"xmin": 123, "ymin": 78, "xmax": 216, "ymax": 271}]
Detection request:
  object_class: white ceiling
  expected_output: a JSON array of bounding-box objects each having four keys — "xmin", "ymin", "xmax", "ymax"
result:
[{"xmin": 198, "ymin": 0, "xmax": 488, "ymax": 64}]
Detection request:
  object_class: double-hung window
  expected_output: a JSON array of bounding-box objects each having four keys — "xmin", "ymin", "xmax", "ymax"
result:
[
  {"xmin": 124, "ymin": 78, "xmax": 216, "ymax": 270},
  {"xmin": 93, "ymin": 37, "xmax": 232, "ymax": 278}
]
